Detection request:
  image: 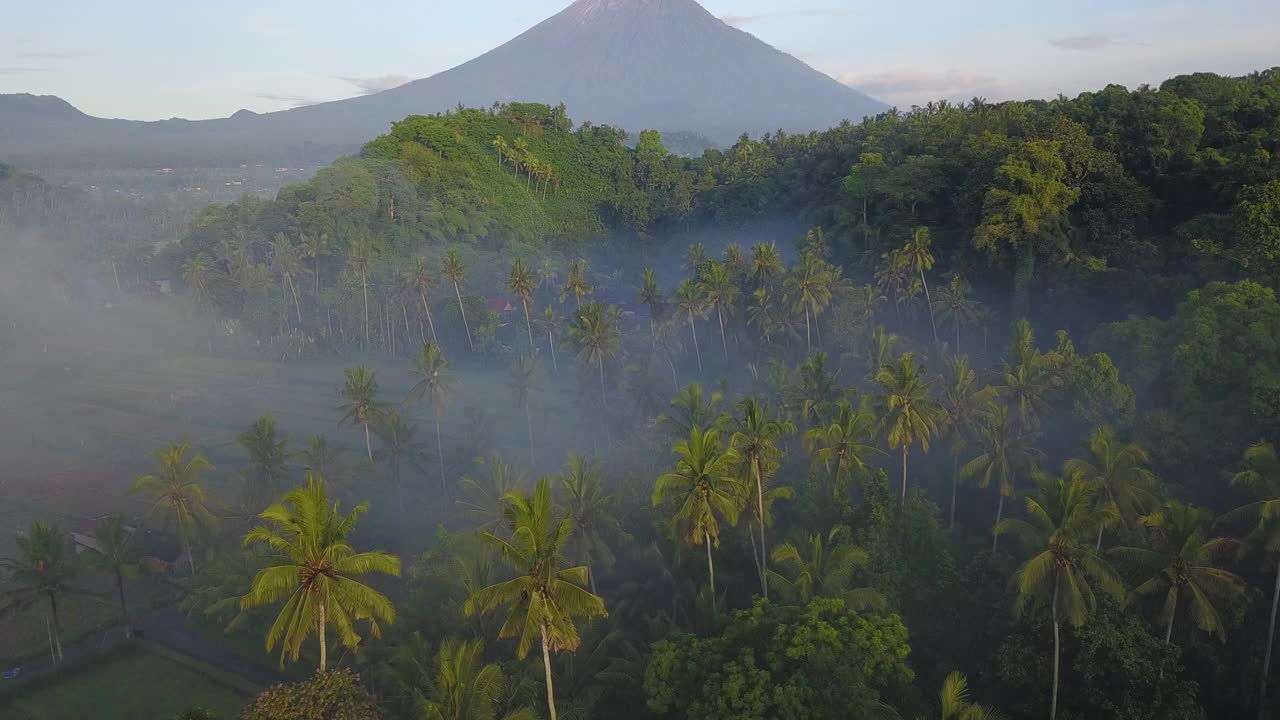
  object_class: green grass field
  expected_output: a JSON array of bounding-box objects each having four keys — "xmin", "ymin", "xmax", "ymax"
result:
[{"xmin": 1, "ymin": 643, "xmax": 253, "ymax": 720}]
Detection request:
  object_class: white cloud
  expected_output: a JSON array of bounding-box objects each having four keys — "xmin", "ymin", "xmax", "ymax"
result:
[
  {"xmin": 1050, "ymin": 35, "xmax": 1119, "ymax": 51},
  {"xmin": 721, "ymin": 8, "xmax": 854, "ymax": 28},
  {"xmin": 337, "ymin": 74, "xmax": 412, "ymax": 95}
]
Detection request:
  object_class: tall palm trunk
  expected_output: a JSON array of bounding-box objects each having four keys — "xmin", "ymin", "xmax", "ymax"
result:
[
  {"xmin": 954, "ymin": 321, "xmax": 962, "ymax": 359},
  {"xmin": 1096, "ymin": 525, "xmax": 1105, "ymax": 551},
  {"xmin": 597, "ymin": 357, "xmax": 606, "ymax": 407},
  {"xmin": 313, "ymin": 258, "xmax": 322, "ymax": 318},
  {"xmin": 318, "ymin": 600, "xmax": 327, "ymax": 673},
  {"xmin": 1261, "ymin": 559, "xmax": 1280, "ymax": 720},
  {"xmin": 900, "ymin": 445, "xmax": 909, "ymax": 505},
  {"xmin": 541, "ymin": 624, "xmax": 558, "ymax": 720},
  {"xmin": 548, "ymin": 329, "xmax": 559, "ymax": 373},
  {"xmin": 115, "ymin": 569, "xmax": 131, "ymax": 639},
  {"xmin": 1051, "ymin": 573, "xmax": 1061, "ymax": 720},
  {"xmin": 287, "ymin": 274, "xmax": 302, "ymax": 326},
  {"xmin": 992, "ymin": 493, "xmax": 1006, "ymax": 553},
  {"xmin": 419, "ymin": 292, "xmax": 439, "ymax": 345},
  {"xmin": 48, "ymin": 593, "xmax": 64, "ymax": 661},
  {"xmin": 921, "ymin": 268, "xmax": 938, "ymax": 343},
  {"xmin": 360, "ymin": 270, "xmax": 370, "ymax": 351},
  {"xmin": 453, "ymin": 281, "xmax": 474, "ymax": 351},
  {"xmin": 754, "ymin": 457, "xmax": 769, "ymax": 599},
  {"xmin": 949, "ymin": 454, "xmax": 960, "ymax": 529},
  {"xmin": 364, "ymin": 422, "xmax": 374, "ymax": 463},
  {"xmin": 185, "ymin": 535, "xmax": 196, "ymax": 576},
  {"xmin": 804, "ymin": 308, "xmax": 812, "ymax": 355},
  {"xmin": 831, "ymin": 453, "xmax": 844, "ymax": 503},
  {"xmin": 525, "ymin": 403, "xmax": 536, "ymax": 467},
  {"xmin": 687, "ymin": 310, "xmax": 703, "ymax": 373},
  {"xmin": 716, "ymin": 306, "xmax": 728, "ymax": 363},
  {"xmin": 435, "ymin": 417, "xmax": 446, "ymax": 494},
  {"xmin": 522, "ymin": 298, "xmax": 535, "ymax": 349},
  {"xmin": 705, "ymin": 530, "xmax": 717, "ymax": 605}
]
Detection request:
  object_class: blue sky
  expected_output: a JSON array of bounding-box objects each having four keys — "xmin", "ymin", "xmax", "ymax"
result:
[{"xmin": 1, "ymin": 0, "xmax": 1276, "ymax": 120}]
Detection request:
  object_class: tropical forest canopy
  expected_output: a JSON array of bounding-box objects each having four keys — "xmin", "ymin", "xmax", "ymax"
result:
[{"xmin": 2, "ymin": 67, "xmax": 1280, "ymax": 720}]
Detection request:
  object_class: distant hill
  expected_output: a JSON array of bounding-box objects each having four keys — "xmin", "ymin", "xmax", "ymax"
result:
[{"xmin": 0, "ymin": 0, "xmax": 884, "ymax": 169}]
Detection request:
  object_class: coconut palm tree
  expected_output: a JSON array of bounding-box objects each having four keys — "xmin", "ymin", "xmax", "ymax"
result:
[
  {"xmin": 375, "ymin": 411, "xmax": 428, "ymax": 507},
  {"xmin": 672, "ymin": 279, "xmax": 707, "ymax": 373},
  {"xmin": 652, "ymin": 428, "xmax": 742, "ymax": 601},
  {"xmin": 684, "ymin": 243, "xmax": 709, "ymax": 279},
  {"xmin": 865, "ymin": 325, "xmax": 900, "ymax": 381},
  {"xmin": 443, "ymin": 248, "xmax": 474, "ymax": 351},
  {"xmin": 941, "ymin": 355, "xmax": 992, "ymax": 528},
  {"xmin": 767, "ymin": 526, "xmax": 886, "ymax": 611},
  {"xmin": 699, "ymin": 261, "xmax": 740, "ymax": 363},
  {"xmin": 405, "ymin": 255, "xmax": 440, "ymax": 346},
  {"xmin": 509, "ymin": 354, "xmax": 542, "ymax": 466},
  {"xmin": 299, "ymin": 232, "xmax": 330, "ymax": 314},
  {"xmin": 1112, "ymin": 501, "xmax": 1244, "ymax": 646},
  {"xmin": 785, "ymin": 252, "xmax": 834, "ymax": 354},
  {"xmin": 458, "ymin": 453, "xmax": 527, "ymax": 533},
  {"xmin": 509, "ymin": 258, "xmax": 537, "ymax": 350},
  {"xmin": 539, "ymin": 305, "xmax": 561, "ymax": 374},
  {"xmin": 1226, "ymin": 441, "xmax": 1280, "ymax": 720},
  {"xmin": 568, "ymin": 301, "xmax": 621, "ymax": 406},
  {"xmin": 639, "ymin": 269, "xmax": 665, "ymax": 345},
  {"xmin": 237, "ymin": 414, "xmax": 290, "ymax": 510},
  {"xmin": 874, "ymin": 248, "xmax": 917, "ymax": 330},
  {"xmin": 804, "ymin": 399, "xmax": 882, "ymax": 504},
  {"xmin": 538, "ymin": 256, "xmax": 562, "ymax": 303},
  {"xmin": 407, "ymin": 343, "xmax": 455, "ymax": 493},
  {"xmin": 348, "ymin": 238, "xmax": 374, "ymax": 350},
  {"xmin": 0, "ymin": 521, "xmax": 84, "ymax": 663},
  {"xmin": 963, "ymin": 403, "xmax": 1041, "ymax": 551},
  {"xmin": 659, "ymin": 383, "xmax": 725, "ymax": 437},
  {"xmin": 877, "ymin": 352, "xmax": 944, "ymax": 505},
  {"xmin": 996, "ymin": 473, "xmax": 1123, "ymax": 720},
  {"xmin": 934, "ymin": 274, "xmax": 982, "ymax": 357},
  {"xmin": 750, "ymin": 241, "xmax": 784, "ymax": 290},
  {"xmin": 338, "ymin": 365, "xmax": 386, "ymax": 463},
  {"xmin": 797, "ymin": 351, "xmax": 842, "ymax": 427},
  {"xmin": 997, "ymin": 320, "xmax": 1061, "ymax": 434},
  {"xmin": 1064, "ymin": 427, "xmax": 1156, "ymax": 550},
  {"xmin": 935, "ymin": 671, "xmax": 1006, "ymax": 720},
  {"xmin": 417, "ymin": 638, "xmax": 538, "ymax": 720},
  {"xmin": 747, "ymin": 287, "xmax": 785, "ymax": 345},
  {"xmin": 299, "ymin": 434, "xmax": 351, "ymax": 487},
  {"xmin": 271, "ymin": 234, "xmax": 305, "ymax": 326},
  {"xmin": 240, "ymin": 475, "xmax": 400, "ymax": 672},
  {"xmin": 561, "ymin": 259, "xmax": 593, "ymax": 310},
  {"xmin": 558, "ymin": 455, "xmax": 621, "ymax": 595},
  {"xmin": 91, "ymin": 514, "xmax": 139, "ymax": 639},
  {"xmin": 464, "ymin": 477, "xmax": 607, "ymax": 720},
  {"xmin": 132, "ymin": 442, "xmax": 217, "ymax": 575},
  {"xmin": 729, "ymin": 398, "xmax": 795, "ymax": 598},
  {"xmin": 904, "ymin": 226, "xmax": 939, "ymax": 342}
]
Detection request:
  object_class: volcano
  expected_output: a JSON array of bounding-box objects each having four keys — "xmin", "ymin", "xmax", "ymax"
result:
[{"xmin": 0, "ymin": 0, "xmax": 886, "ymax": 167}]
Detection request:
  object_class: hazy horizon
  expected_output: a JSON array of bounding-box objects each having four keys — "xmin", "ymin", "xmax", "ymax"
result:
[{"xmin": 2, "ymin": 0, "xmax": 1276, "ymax": 122}]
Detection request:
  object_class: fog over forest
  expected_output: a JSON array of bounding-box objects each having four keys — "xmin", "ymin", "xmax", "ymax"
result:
[{"xmin": 1, "ymin": 19, "xmax": 1280, "ymax": 720}]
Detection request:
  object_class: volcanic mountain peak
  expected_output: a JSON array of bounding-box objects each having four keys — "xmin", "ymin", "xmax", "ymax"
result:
[
  {"xmin": 562, "ymin": 0, "xmax": 717, "ymax": 22},
  {"xmin": 0, "ymin": 0, "xmax": 886, "ymax": 167}
]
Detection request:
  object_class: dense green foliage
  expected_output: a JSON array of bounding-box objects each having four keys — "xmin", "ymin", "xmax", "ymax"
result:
[
  {"xmin": 644, "ymin": 597, "xmax": 911, "ymax": 720},
  {"xmin": 240, "ymin": 669, "xmax": 380, "ymax": 720},
  {"xmin": 6, "ymin": 67, "xmax": 1280, "ymax": 720}
]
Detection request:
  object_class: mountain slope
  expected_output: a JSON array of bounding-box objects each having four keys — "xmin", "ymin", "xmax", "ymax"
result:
[{"xmin": 0, "ymin": 0, "xmax": 885, "ymax": 167}]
